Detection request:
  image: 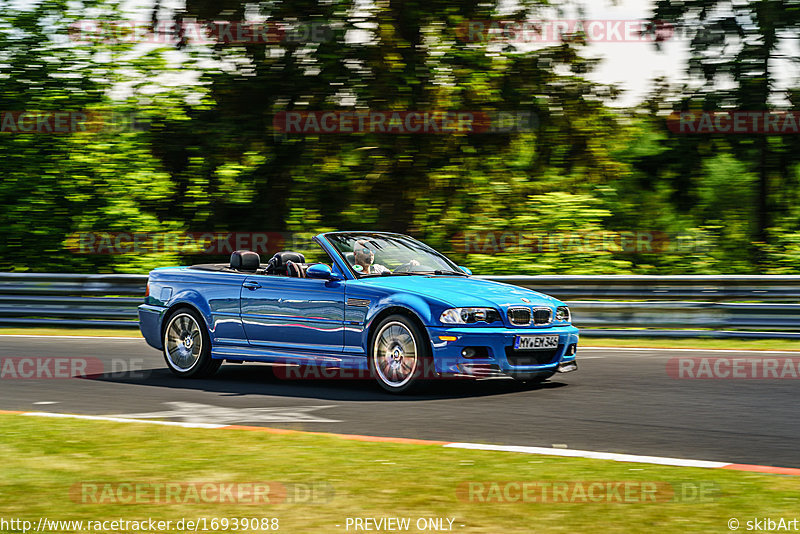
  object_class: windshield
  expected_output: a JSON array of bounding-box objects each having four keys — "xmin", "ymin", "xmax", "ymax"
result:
[{"xmin": 324, "ymin": 233, "xmax": 462, "ymax": 277}]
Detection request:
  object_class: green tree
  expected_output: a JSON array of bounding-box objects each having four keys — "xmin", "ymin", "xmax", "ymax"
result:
[{"xmin": 651, "ymin": 0, "xmax": 800, "ymax": 265}]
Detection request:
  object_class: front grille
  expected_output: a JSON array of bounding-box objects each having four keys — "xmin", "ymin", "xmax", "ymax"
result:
[
  {"xmin": 505, "ymin": 345, "xmax": 562, "ymax": 366},
  {"xmin": 507, "ymin": 306, "xmax": 552, "ymax": 326},
  {"xmin": 533, "ymin": 308, "xmax": 552, "ymax": 325},
  {"xmin": 507, "ymin": 307, "xmax": 531, "ymax": 326}
]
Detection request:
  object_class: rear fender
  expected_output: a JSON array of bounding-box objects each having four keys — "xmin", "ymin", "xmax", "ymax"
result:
[{"xmin": 163, "ymin": 290, "xmax": 214, "ymax": 334}]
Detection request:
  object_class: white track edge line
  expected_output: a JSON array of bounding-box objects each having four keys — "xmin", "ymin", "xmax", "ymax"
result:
[
  {"xmin": 443, "ymin": 442, "xmax": 730, "ymax": 469},
  {"xmin": 19, "ymin": 411, "xmax": 734, "ymax": 470},
  {"xmin": 22, "ymin": 412, "xmax": 224, "ymax": 429}
]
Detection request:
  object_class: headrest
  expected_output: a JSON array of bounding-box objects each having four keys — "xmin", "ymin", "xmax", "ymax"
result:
[
  {"xmin": 230, "ymin": 250, "xmax": 261, "ymax": 272},
  {"xmin": 265, "ymin": 251, "xmax": 306, "ymax": 274},
  {"xmin": 286, "ymin": 260, "xmax": 308, "ymax": 278}
]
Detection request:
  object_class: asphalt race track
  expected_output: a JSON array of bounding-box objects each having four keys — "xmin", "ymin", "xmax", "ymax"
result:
[{"xmin": 1, "ymin": 336, "xmax": 798, "ymax": 468}]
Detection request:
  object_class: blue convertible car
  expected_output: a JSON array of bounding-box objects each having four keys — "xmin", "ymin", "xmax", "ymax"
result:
[{"xmin": 139, "ymin": 231, "xmax": 579, "ymax": 393}]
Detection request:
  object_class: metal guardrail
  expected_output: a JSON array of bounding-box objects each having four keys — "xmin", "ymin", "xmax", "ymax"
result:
[
  {"xmin": 487, "ymin": 275, "xmax": 800, "ymax": 339},
  {"xmin": 487, "ymin": 275, "xmax": 800, "ymax": 301},
  {"xmin": 1, "ymin": 273, "xmax": 799, "ymax": 338},
  {"xmin": 0, "ymin": 273, "xmax": 146, "ymax": 328}
]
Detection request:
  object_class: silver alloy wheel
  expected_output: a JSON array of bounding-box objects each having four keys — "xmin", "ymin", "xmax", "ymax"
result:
[
  {"xmin": 164, "ymin": 313, "xmax": 203, "ymax": 372},
  {"xmin": 372, "ymin": 321, "xmax": 418, "ymax": 388}
]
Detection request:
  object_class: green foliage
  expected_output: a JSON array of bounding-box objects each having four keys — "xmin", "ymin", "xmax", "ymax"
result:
[
  {"xmin": 650, "ymin": 0, "xmax": 800, "ymax": 265},
  {"xmin": 2, "ymin": 0, "xmax": 800, "ymax": 274}
]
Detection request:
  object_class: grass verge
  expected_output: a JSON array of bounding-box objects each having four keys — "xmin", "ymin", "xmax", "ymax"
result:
[
  {"xmin": 0, "ymin": 414, "xmax": 798, "ymax": 533},
  {"xmin": 0, "ymin": 328, "xmax": 141, "ymax": 338}
]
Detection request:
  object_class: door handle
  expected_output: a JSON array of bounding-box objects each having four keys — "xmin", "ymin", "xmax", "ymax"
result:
[{"xmin": 243, "ymin": 281, "xmax": 261, "ymax": 290}]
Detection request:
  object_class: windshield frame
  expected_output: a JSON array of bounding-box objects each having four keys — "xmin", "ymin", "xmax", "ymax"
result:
[{"xmin": 319, "ymin": 231, "xmax": 462, "ymax": 279}]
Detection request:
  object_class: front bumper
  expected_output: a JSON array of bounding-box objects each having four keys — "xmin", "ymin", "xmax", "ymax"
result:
[{"xmin": 426, "ymin": 324, "xmax": 579, "ymax": 379}]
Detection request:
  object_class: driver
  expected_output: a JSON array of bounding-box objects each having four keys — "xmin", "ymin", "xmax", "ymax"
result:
[{"xmin": 353, "ymin": 239, "xmax": 390, "ymax": 274}]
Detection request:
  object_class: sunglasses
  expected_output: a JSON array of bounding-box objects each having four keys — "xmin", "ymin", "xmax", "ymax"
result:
[{"xmin": 357, "ymin": 247, "xmax": 373, "ymax": 255}]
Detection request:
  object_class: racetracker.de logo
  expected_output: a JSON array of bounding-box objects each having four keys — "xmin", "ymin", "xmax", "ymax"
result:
[
  {"xmin": 70, "ymin": 481, "xmax": 334, "ymax": 504},
  {"xmin": 667, "ymin": 111, "xmax": 800, "ymax": 134},
  {"xmin": 273, "ymin": 360, "xmax": 448, "ymax": 381},
  {"xmin": 0, "ymin": 357, "xmax": 104, "ymax": 379},
  {"xmin": 456, "ymin": 19, "xmax": 674, "ymax": 43},
  {"xmin": 0, "ymin": 111, "xmax": 143, "ymax": 134},
  {"xmin": 273, "ymin": 111, "xmax": 536, "ymax": 134},
  {"xmin": 456, "ymin": 481, "xmax": 718, "ymax": 503},
  {"xmin": 66, "ymin": 232, "xmax": 288, "ymax": 255},
  {"xmin": 667, "ymin": 357, "xmax": 800, "ymax": 379},
  {"xmin": 0, "ymin": 357, "xmax": 147, "ymax": 379},
  {"xmin": 454, "ymin": 231, "xmax": 709, "ymax": 254},
  {"xmin": 68, "ymin": 20, "xmax": 332, "ymax": 45}
]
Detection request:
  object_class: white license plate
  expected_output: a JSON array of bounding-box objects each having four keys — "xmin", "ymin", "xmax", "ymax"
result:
[{"xmin": 514, "ymin": 335, "xmax": 559, "ymax": 351}]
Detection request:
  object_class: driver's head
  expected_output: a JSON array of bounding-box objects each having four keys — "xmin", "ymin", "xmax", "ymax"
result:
[{"xmin": 353, "ymin": 239, "xmax": 374, "ymax": 268}]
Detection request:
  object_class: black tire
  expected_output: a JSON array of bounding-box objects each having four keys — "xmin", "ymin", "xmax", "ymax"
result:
[
  {"xmin": 368, "ymin": 314, "xmax": 432, "ymax": 394},
  {"xmin": 162, "ymin": 307, "xmax": 221, "ymax": 378}
]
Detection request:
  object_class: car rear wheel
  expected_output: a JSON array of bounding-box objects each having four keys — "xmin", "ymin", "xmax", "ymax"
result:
[
  {"xmin": 162, "ymin": 308, "xmax": 221, "ymax": 378},
  {"xmin": 369, "ymin": 314, "xmax": 431, "ymax": 394}
]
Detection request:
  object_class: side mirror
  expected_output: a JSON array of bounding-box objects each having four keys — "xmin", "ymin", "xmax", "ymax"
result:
[
  {"xmin": 458, "ymin": 265, "xmax": 473, "ymax": 275},
  {"xmin": 306, "ymin": 263, "xmax": 344, "ymax": 281}
]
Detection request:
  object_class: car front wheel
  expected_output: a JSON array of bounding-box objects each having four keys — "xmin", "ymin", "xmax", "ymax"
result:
[{"xmin": 369, "ymin": 314, "xmax": 431, "ymax": 394}]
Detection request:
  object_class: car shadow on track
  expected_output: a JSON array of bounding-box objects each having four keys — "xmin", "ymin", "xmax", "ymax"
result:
[{"xmin": 81, "ymin": 364, "xmax": 569, "ymax": 401}]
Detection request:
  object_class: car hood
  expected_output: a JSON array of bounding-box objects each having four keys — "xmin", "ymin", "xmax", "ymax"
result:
[{"xmin": 357, "ymin": 275, "xmax": 562, "ymax": 309}]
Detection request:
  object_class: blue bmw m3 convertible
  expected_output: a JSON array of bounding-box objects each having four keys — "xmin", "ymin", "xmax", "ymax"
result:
[{"xmin": 138, "ymin": 231, "xmax": 579, "ymax": 393}]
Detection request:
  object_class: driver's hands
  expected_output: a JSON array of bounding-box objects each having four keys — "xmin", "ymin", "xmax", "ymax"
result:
[
  {"xmin": 372, "ymin": 263, "xmax": 391, "ymax": 274},
  {"xmin": 393, "ymin": 259, "xmax": 421, "ymax": 273}
]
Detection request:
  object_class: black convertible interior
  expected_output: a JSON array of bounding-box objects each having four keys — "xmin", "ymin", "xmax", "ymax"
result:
[{"xmin": 189, "ymin": 250, "xmax": 320, "ymax": 278}]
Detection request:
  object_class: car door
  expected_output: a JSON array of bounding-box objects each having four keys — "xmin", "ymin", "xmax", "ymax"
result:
[{"xmin": 240, "ymin": 274, "xmax": 345, "ymax": 354}]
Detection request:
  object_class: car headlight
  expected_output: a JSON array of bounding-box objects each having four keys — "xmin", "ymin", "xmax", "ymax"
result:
[
  {"xmin": 556, "ymin": 306, "xmax": 570, "ymax": 322},
  {"xmin": 440, "ymin": 307, "xmax": 501, "ymax": 324}
]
